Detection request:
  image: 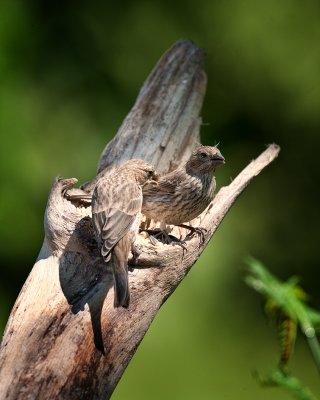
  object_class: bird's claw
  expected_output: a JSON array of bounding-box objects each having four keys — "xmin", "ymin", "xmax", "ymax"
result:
[
  {"xmin": 182, "ymin": 225, "xmax": 207, "ymax": 245},
  {"xmin": 148, "ymin": 235, "xmax": 160, "ymax": 246},
  {"xmin": 169, "ymin": 236, "xmax": 187, "ymax": 250},
  {"xmin": 140, "ymin": 229, "xmax": 187, "ymax": 250}
]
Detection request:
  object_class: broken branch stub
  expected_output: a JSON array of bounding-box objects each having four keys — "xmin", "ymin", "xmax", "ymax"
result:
[
  {"xmin": 83, "ymin": 39, "xmax": 206, "ymax": 194},
  {"xmin": 0, "ymin": 39, "xmax": 280, "ymax": 400}
]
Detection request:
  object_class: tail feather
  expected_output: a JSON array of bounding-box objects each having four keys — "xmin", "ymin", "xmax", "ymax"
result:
[
  {"xmin": 112, "ymin": 264, "xmax": 130, "ymax": 308},
  {"xmin": 110, "ymin": 234, "xmax": 132, "ymax": 308}
]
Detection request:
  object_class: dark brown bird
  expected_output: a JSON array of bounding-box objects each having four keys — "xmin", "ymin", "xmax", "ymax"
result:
[
  {"xmin": 142, "ymin": 146, "xmax": 225, "ymax": 242},
  {"xmin": 92, "ymin": 159, "xmax": 157, "ymax": 308}
]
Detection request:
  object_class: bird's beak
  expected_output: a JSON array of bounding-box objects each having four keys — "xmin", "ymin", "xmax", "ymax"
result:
[{"xmin": 211, "ymin": 151, "xmax": 225, "ymax": 166}]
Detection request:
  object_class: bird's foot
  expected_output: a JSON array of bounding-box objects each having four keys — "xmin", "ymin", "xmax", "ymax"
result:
[
  {"xmin": 140, "ymin": 229, "xmax": 187, "ymax": 250},
  {"xmin": 178, "ymin": 224, "xmax": 207, "ymax": 245}
]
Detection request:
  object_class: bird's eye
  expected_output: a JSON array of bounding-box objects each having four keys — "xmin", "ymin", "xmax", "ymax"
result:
[
  {"xmin": 199, "ymin": 152, "xmax": 208, "ymax": 158},
  {"xmin": 148, "ymin": 170, "xmax": 154, "ymax": 177}
]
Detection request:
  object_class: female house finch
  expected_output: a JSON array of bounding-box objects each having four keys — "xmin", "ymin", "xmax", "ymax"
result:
[
  {"xmin": 92, "ymin": 159, "xmax": 157, "ymax": 308},
  {"xmin": 142, "ymin": 146, "xmax": 225, "ymax": 243}
]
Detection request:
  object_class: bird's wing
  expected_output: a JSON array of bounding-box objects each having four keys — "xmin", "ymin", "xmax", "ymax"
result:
[
  {"xmin": 92, "ymin": 177, "xmax": 142, "ymax": 258},
  {"xmin": 143, "ymin": 169, "xmax": 184, "ymax": 195}
]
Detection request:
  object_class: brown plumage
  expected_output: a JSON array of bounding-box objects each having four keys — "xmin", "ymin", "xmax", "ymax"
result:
[
  {"xmin": 92, "ymin": 159, "xmax": 157, "ymax": 308},
  {"xmin": 142, "ymin": 146, "xmax": 225, "ymax": 241}
]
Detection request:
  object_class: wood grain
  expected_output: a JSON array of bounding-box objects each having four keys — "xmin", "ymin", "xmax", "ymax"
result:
[{"xmin": 0, "ymin": 40, "xmax": 280, "ymax": 400}]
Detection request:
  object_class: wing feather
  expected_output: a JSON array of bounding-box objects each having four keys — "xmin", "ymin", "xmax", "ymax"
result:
[
  {"xmin": 92, "ymin": 176, "xmax": 142, "ymax": 258},
  {"xmin": 143, "ymin": 169, "xmax": 184, "ymax": 196}
]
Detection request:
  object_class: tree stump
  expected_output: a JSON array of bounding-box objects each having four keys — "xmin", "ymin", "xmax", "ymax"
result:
[{"xmin": 0, "ymin": 40, "xmax": 280, "ymax": 400}]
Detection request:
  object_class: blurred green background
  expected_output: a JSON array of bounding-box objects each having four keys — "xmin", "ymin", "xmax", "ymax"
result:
[{"xmin": 1, "ymin": 0, "xmax": 319, "ymax": 398}]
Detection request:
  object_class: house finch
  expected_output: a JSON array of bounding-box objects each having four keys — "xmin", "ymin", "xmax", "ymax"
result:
[
  {"xmin": 142, "ymin": 146, "xmax": 225, "ymax": 243},
  {"xmin": 92, "ymin": 159, "xmax": 157, "ymax": 308}
]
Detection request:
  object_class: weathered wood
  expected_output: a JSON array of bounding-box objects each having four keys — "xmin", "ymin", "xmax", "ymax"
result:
[
  {"xmin": 82, "ymin": 39, "xmax": 206, "ymax": 194},
  {"xmin": 0, "ymin": 40, "xmax": 280, "ymax": 400}
]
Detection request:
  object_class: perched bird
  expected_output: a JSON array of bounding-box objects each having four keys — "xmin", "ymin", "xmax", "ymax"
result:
[
  {"xmin": 92, "ymin": 159, "xmax": 157, "ymax": 308},
  {"xmin": 142, "ymin": 146, "xmax": 225, "ymax": 243}
]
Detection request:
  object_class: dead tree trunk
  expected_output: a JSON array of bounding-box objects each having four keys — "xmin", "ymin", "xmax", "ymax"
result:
[{"xmin": 0, "ymin": 40, "xmax": 280, "ymax": 399}]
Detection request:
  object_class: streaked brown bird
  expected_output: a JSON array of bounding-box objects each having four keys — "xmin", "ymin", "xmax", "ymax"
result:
[
  {"xmin": 142, "ymin": 146, "xmax": 225, "ymax": 243},
  {"xmin": 92, "ymin": 159, "xmax": 157, "ymax": 308}
]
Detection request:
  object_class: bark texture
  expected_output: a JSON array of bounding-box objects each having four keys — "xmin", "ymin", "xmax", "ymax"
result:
[{"xmin": 0, "ymin": 40, "xmax": 280, "ymax": 400}]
